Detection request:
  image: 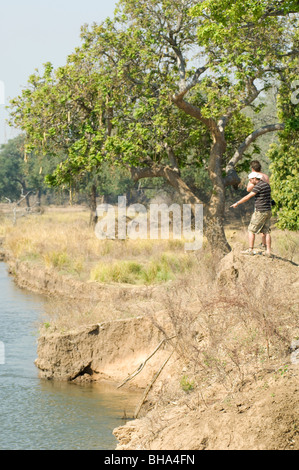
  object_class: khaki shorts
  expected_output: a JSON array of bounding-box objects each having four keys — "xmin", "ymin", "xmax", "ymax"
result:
[{"xmin": 248, "ymin": 210, "xmax": 272, "ymax": 234}]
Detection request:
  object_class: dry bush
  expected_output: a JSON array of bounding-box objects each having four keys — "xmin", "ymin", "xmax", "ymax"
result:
[{"xmin": 151, "ymin": 252, "xmax": 298, "ymax": 395}]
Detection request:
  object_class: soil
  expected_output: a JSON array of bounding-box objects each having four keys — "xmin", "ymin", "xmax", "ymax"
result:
[
  {"xmin": 114, "ymin": 366, "xmax": 299, "ymax": 450},
  {"xmin": 1, "ymin": 236, "xmax": 298, "ymax": 450}
]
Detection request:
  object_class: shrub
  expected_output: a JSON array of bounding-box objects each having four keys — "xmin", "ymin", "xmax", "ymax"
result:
[
  {"xmin": 90, "ymin": 260, "xmax": 143, "ymax": 284},
  {"xmin": 180, "ymin": 375, "xmax": 195, "ymax": 393},
  {"xmin": 43, "ymin": 251, "xmax": 71, "ymax": 270}
]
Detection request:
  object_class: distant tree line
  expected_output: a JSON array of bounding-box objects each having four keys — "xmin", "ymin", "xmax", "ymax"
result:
[{"xmin": 0, "ymin": 135, "xmax": 136, "ymax": 209}]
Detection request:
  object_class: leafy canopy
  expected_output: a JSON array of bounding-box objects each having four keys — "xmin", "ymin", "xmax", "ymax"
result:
[{"xmin": 8, "ymin": 0, "xmax": 298, "ymax": 208}]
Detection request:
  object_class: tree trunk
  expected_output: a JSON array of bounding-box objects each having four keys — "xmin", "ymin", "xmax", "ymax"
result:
[
  {"xmin": 204, "ymin": 212, "xmax": 231, "ymax": 255},
  {"xmin": 206, "ymin": 136, "xmax": 231, "ymax": 255},
  {"xmin": 20, "ymin": 181, "xmax": 30, "ymax": 208},
  {"xmin": 171, "ymin": 95, "xmax": 231, "ymax": 255},
  {"xmin": 89, "ymin": 181, "xmax": 98, "ymax": 228}
]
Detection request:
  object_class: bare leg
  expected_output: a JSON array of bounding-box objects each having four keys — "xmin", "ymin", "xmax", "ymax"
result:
[
  {"xmin": 265, "ymin": 233, "xmax": 271, "ymax": 254},
  {"xmin": 261, "ymin": 233, "xmax": 266, "ymax": 247},
  {"xmin": 248, "ymin": 231, "xmax": 255, "ymax": 250}
]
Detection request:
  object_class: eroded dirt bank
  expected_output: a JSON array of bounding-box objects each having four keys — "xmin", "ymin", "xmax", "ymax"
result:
[
  {"xmin": 6, "ymin": 256, "xmax": 152, "ymax": 302},
  {"xmin": 35, "ymin": 316, "xmax": 174, "ymax": 389},
  {"xmin": 2, "ymin": 238, "xmax": 299, "ymax": 450},
  {"xmin": 0, "ymin": 237, "xmax": 5, "ymax": 261}
]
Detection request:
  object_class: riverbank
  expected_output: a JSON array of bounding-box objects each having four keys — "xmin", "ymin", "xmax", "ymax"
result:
[
  {"xmin": 1, "ymin": 214, "xmax": 299, "ymax": 450},
  {"xmin": 4, "ymin": 252, "xmax": 177, "ymax": 390},
  {"xmin": 0, "ymin": 261, "xmax": 142, "ymax": 450},
  {"xmin": 1, "ymin": 230, "xmax": 182, "ymax": 391},
  {"xmin": 0, "ymin": 236, "xmax": 5, "ymax": 261}
]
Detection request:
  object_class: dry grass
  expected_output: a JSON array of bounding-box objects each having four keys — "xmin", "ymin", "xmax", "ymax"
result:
[
  {"xmin": 1, "ymin": 208, "xmax": 198, "ymax": 285},
  {"xmin": 149, "ymin": 262, "xmax": 298, "ymax": 404},
  {"xmin": 0, "ymin": 212, "xmax": 11, "ymax": 237},
  {"xmin": 2, "ymin": 205, "xmax": 298, "ymax": 446},
  {"xmin": 2, "ymin": 207, "xmax": 298, "ymax": 271}
]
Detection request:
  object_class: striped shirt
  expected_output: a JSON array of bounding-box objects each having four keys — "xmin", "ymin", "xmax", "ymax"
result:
[{"xmin": 252, "ymin": 180, "xmax": 272, "ymax": 212}]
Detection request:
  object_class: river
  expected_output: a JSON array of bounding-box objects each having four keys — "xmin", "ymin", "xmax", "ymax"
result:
[{"xmin": 0, "ymin": 262, "xmax": 140, "ymax": 450}]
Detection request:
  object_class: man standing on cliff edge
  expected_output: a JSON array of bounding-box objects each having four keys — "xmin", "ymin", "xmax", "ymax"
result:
[
  {"xmin": 246, "ymin": 160, "xmax": 271, "ymax": 251},
  {"xmin": 230, "ymin": 172, "xmax": 272, "ymax": 257}
]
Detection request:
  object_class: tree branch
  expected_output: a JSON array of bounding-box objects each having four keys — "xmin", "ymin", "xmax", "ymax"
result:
[
  {"xmin": 222, "ymin": 78, "xmax": 263, "ymax": 126},
  {"xmin": 130, "ymin": 164, "xmax": 204, "ymax": 208},
  {"xmin": 160, "ymin": 32, "xmax": 186, "ymax": 91},
  {"xmin": 240, "ymin": 1, "xmax": 299, "ymax": 29},
  {"xmin": 226, "ymin": 123, "xmax": 285, "ymax": 171},
  {"xmin": 172, "ymin": 95, "xmax": 213, "ymax": 129}
]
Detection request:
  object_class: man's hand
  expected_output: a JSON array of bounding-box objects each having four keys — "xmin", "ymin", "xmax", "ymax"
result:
[{"xmin": 230, "ymin": 202, "xmax": 238, "ymax": 209}]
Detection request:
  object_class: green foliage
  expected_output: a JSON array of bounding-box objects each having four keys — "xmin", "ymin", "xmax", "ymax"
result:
[
  {"xmin": 10, "ymin": 0, "xmax": 283, "ymax": 183},
  {"xmin": 44, "ymin": 250, "xmax": 71, "ymax": 270},
  {"xmin": 190, "ymin": 0, "xmax": 296, "ymax": 118},
  {"xmin": 269, "ymin": 143, "xmax": 299, "ymax": 230},
  {"xmin": 268, "ymin": 34, "xmax": 299, "ymax": 231},
  {"xmin": 0, "ymin": 135, "xmax": 56, "ymax": 202},
  {"xmin": 9, "ymin": 57, "xmax": 109, "ymax": 187},
  {"xmin": 90, "ymin": 260, "xmax": 143, "ymax": 284},
  {"xmin": 180, "ymin": 375, "xmax": 195, "ymax": 393}
]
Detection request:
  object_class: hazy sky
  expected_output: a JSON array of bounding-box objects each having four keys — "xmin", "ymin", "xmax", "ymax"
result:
[{"xmin": 0, "ymin": 0, "xmax": 117, "ymax": 144}]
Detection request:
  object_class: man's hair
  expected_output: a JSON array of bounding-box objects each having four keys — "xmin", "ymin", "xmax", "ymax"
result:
[{"xmin": 250, "ymin": 160, "xmax": 262, "ymax": 172}]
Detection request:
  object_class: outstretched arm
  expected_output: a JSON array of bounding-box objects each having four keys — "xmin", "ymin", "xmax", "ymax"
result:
[{"xmin": 230, "ymin": 192, "xmax": 255, "ymax": 208}]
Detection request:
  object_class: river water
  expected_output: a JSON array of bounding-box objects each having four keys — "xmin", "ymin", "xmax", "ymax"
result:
[{"xmin": 0, "ymin": 262, "xmax": 140, "ymax": 450}]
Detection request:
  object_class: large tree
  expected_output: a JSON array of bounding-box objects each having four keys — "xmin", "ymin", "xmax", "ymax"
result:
[{"xmin": 9, "ymin": 0, "xmax": 298, "ymax": 253}]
